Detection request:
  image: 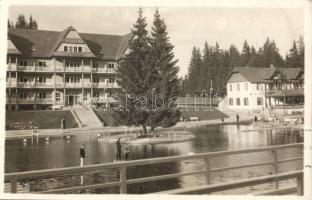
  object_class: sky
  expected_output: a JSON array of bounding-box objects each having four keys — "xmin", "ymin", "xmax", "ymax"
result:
[{"xmin": 8, "ymin": 6, "xmax": 304, "ymax": 77}]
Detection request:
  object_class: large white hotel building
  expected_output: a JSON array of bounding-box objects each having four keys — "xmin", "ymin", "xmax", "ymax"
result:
[{"xmin": 6, "ymin": 26, "xmax": 132, "ymax": 111}]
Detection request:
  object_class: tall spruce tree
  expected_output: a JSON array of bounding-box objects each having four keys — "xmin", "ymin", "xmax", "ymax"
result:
[
  {"xmin": 147, "ymin": 9, "xmax": 181, "ymax": 132},
  {"xmin": 186, "ymin": 47, "xmax": 202, "ymax": 94},
  {"xmin": 15, "ymin": 14, "xmax": 27, "ymax": 29},
  {"xmin": 286, "ymin": 40, "xmax": 301, "ymax": 68},
  {"xmin": 240, "ymin": 40, "xmax": 251, "ymax": 66},
  {"xmin": 111, "ymin": 8, "xmax": 152, "ymax": 134}
]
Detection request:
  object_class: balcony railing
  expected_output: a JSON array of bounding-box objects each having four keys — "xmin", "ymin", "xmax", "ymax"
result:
[
  {"xmin": 6, "ymin": 98, "xmax": 53, "ymax": 104},
  {"xmin": 17, "ymin": 82, "xmax": 35, "ymax": 88},
  {"xmin": 65, "ymin": 67, "xmax": 82, "ymax": 72},
  {"xmin": 35, "ymin": 82, "xmax": 54, "ymax": 88},
  {"xmin": 16, "ymin": 82, "xmax": 54, "ymax": 88},
  {"xmin": 17, "ymin": 66, "xmax": 35, "ymax": 72},
  {"xmin": 65, "ymin": 83, "xmax": 83, "ymax": 88}
]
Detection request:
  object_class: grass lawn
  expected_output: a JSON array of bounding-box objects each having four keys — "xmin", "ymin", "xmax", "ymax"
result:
[{"xmin": 6, "ymin": 111, "xmax": 78, "ymax": 130}]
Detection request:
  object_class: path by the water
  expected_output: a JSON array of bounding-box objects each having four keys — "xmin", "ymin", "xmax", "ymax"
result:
[{"xmin": 5, "ymin": 111, "xmax": 257, "ymax": 139}]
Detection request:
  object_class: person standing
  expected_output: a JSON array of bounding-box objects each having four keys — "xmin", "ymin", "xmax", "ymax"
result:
[
  {"xmin": 116, "ymin": 138, "xmax": 122, "ymax": 161},
  {"xmin": 236, "ymin": 114, "xmax": 239, "ymax": 124},
  {"xmin": 79, "ymin": 144, "xmax": 85, "ymax": 186},
  {"xmin": 80, "ymin": 144, "xmax": 85, "ymax": 166}
]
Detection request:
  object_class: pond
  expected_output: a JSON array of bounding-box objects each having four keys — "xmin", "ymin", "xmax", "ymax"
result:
[{"xmin": 5, "ymin": 124, "xmax": 303, "ymax": 194}]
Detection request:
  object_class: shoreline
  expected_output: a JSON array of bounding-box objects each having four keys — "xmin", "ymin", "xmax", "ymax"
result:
[{"xmin": 5, "ymin": 117, "xmax": 255, "ymax": 140}]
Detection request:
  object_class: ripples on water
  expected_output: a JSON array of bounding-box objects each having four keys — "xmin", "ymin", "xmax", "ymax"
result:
[{"xmin": 5, "ymin": 124, "xmax": 303, "ymax": 194}]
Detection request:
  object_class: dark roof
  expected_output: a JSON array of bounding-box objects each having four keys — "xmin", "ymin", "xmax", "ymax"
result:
[
  {"xmin": 228, "ymin": 67, "xmax": 303, "ymax": 83},
  {"xmin": 8, "ymin": 27, "xmax": 132, "ymax": 60}
]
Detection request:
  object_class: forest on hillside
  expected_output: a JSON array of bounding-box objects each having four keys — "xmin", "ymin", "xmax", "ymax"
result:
[{"xmin": 182, "ymin": 37, "xmax": 304, "ymax": 97}]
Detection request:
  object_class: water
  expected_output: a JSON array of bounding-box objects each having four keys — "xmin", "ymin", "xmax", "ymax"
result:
[{"xmin": 5, "ymin": 124, "xmax": 303, "ymax": 194}]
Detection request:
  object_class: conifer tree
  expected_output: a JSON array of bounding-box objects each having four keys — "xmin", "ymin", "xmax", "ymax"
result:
[
  {"xmin": 15, "ymin": 14, "xmax": 27, "ymax": 29},
  {"xmin": 148, "ymin": 8, "xmax": 181, "ymax": 132},
  {"xmin": 111, "ymin": 8, "xmax": 152, "ymax": 134}
]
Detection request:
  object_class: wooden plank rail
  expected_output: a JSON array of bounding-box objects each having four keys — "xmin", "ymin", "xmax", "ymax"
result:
[{"xmin": 4, "ymin": 143, "xmax": 303, "ymax": 195}]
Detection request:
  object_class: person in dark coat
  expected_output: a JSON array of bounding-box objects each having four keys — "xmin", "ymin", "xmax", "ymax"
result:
[
  {"xmin": 116, "ymin": 138, "xmax": 122, "ymax": 161},
  {"xmin": 79, "ymin": 144, "xmax": 85, "ymax": 167},
  {"xmin": 236, "ymin": 114, "xmax": 239, "ymax": 124}
]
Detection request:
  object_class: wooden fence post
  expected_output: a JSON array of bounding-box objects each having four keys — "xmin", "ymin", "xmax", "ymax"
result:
[
  {"xmin": 272, "ymin": 149, "xmax": 279, "ymax": 189},
  {"xmin": 204, "ymin": 157, "xmax": 211, "ymax": 185},
  {"xmin": 296, "ymin": 174, "xmax": 303, "ymax": 195},
  {"xmin": 10, "ymin": 178, "xmax": 17, "ymax": 193},
  {"xmin": 119, "ymin": 166, "xmax": 127, "ymax": 194}
]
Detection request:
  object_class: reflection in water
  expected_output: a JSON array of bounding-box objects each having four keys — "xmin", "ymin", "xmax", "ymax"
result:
[{"xmin": 5, "ymin": 124, "xmax": 303, "ymax": 194}]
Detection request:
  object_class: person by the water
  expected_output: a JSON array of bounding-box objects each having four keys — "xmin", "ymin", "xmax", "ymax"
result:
[
  {"xmin": 221, "ymin": 116, "xmax": 224, "ymax": 124},
  {"xmin": 236, "ymin": 114, "xmax": 239, "ymax": 124},
  {"xmin": 116, "ymin": 138, "xmax": 122, "ymax": 161},
  {"xmin": 124, "ymin": 144, "xmax": 131, "ymax": 160},
  {"xmin": 79, "ymin": 144, "xmax": 85, "ymax": 166}
]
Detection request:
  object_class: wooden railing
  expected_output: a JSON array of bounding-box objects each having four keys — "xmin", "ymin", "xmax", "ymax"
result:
[{"xmin": 4, "ymin": 143, "xmax": 303, "ymax": 195}]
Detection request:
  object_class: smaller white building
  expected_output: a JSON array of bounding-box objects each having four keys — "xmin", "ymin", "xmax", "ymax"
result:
[{"xmin": 224, "ymin": 67, "xmax": 304, "ymax": 111}]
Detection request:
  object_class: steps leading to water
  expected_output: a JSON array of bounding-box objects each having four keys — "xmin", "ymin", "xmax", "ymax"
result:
[{"xmin": 71, "ymin": 105, "xmax": 103, "ymax": 127}]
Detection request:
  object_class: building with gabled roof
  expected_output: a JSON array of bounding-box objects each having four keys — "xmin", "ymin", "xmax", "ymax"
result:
[
  {"xmin": 222, "ymin": 66, "xmax": 304, "ymax": 112},
  {"xmin": 6, "ymin": 26, "xmax": 132, "ymax": 111}
]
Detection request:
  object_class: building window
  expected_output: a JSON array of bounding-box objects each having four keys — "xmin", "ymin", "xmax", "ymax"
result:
[
  {"xmin": 19, "ymin": 77, "xmax": 27, "ymax": 82},
  {"xmin": 64, "ymin": 46, "xmax": 68, "ymax": 52},
  {"xmin": 244, "ymin": 83, "xmax": 248, "ymax": 91},
  {"xmin": 19, "ymin": 60, "xmax": 27, "ymax": 66},
  {"xmin": 237, "ymin": 83, "xmax": 240, "ymax": 91},
  {"xmin": 257, "ymin": 97, "xmax": 263, "ymax": 105},
  {"xmin": 38, "ymin": 92, "xmax": 46, "ymax": 98},
  {"xmin": 93, "ymin": 77, "xmax": 99, "ymax": 83},
  {"xmin": 37, "ymin": 61, "xmax": 47, "ymax": 67},
  {"xmin": 108, "ymin": 63, "xmax": 115, "ymax": 68},
  {"xmin": 256, "ymin": 83, "xmax": 262, "ymax": 90},
  {"xmin": 38, "ymin": 77, "xmax": 46, "ymax": 82},
  {"xmin": 83, "ymin": 93, "xmax": 88, "ymax": 101},
  {"xmin": 69, "ymin": 46, "xmax": 73, "ymax": 52},
  {"xmin": 236, "ymin": 98, "xmax": 240, "ymax": 106},
  {"xmin": 11, "ymin": 57, "xmax": 16, "ymax": 63},
  {"xmin": 20, "ymin": 92, "xmax": 27, "ymax": 99},
  {"xmin": 243, "ymin": 98, "xmax": 249, "ymax": 105},
  {"xmin": 74, "ymin": 47, "xmax": 77, "ymax": 52},
  {"xmin": 92, "ymin": 62, "xmax": 99, "ymax": 68},
  {"xmin": 78, "ymin": 47, "xmax": 82, "ymax": 52},
  {"xmin": 93, "ymin": 91, "xmax": 99, "ymax": 98},
  {"xmin": 229, "ymin": 84, "xmax": 232, "ymax": 91},
  {"xmin": 229, "ymin": 98, "xmax": 233, "ymax": 105},
  {"xmin": 108, "ymin": 78, "xmax": 115, "ymax": 83},
  {"xmin": 55, "ymin": 92, "xmax": 60, "ymax": 102}
]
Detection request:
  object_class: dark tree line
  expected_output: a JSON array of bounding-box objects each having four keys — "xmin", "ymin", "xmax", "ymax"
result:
[
  {"xmin": 8, "ymin": 14, "xmax": 38, "ymax": 29},
  {"xmin": 182, "ymin": 37, "xmax": 304, "ymax": 96}
]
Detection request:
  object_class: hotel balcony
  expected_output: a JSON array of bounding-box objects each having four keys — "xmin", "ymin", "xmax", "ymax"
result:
[
  {"xmin": 7, "ymin": 63, "xmax": 117, "ymax": 74},
  {"xmin": 65, "ymin": 83, "xmax": 83, "ymax": 88},
  {"xmin": 92, "ymin": 82, "xmax": 120, "ymax": 88},
  {"xmin": 265, "ymin": 88, "xmax": 304, "ymax": 97},
  {"xmin": 16, "ymin": 82, "xmax": 54, "ymax": 88},
  {"xmin": 6, "ymin": 98, "xmax": 53, "ymax": 104}
]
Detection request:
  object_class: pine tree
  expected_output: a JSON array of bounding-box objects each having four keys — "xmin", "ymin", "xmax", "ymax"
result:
[
  {"xmin": 200, "ymin": 42, "xmax": 211, "ymax": 91},
  {"xmin": 240, "ymin": 40, "xmax": 251, "ymax": 66},
  {"xmin": 297, "ymin": 36, "xmax": 304, "ymax": 68},
  {"xmin": 286, "ymin": 40, "xmax": 301, "ymax": 68},
  {"xmin": 147, "ymin": 8, "xmax": 181, "ymax": 132},
  {"xmin": 15, "ymin": 14, "xmax": 27, "ymax": 29},
  {"xmin": 111, "ymin": 8, "xmax": 152, "ymax": 134},
  {"xmin": 185, "ymin": 47, "xmax": 202, "ymax": 94},
  {"xmin": 33, "ymin": 18, "xmax": 38, "ymax": 29},
  {"xmin": 28, "ymin": 15, "xmax": 34, "ymax": 29}
]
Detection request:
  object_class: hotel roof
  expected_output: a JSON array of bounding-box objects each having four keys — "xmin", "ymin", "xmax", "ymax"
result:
[
  {"xmin": 228, "ymin": 66, "xmax": 303, "ymax": 83},
  {"xmin": 7, "ymin": 26, "xmax": 132, "ymax": 60}
]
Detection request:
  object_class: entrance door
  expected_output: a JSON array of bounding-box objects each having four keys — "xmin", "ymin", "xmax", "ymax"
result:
[{"xmin": 68, "ymin": 95, "xmax": 74, "ymax": 106}]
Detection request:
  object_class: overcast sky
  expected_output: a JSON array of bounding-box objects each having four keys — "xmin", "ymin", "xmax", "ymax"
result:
[{"xmin": 9, "ymin": 6, "xmax": 303, "ymax": 77}]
